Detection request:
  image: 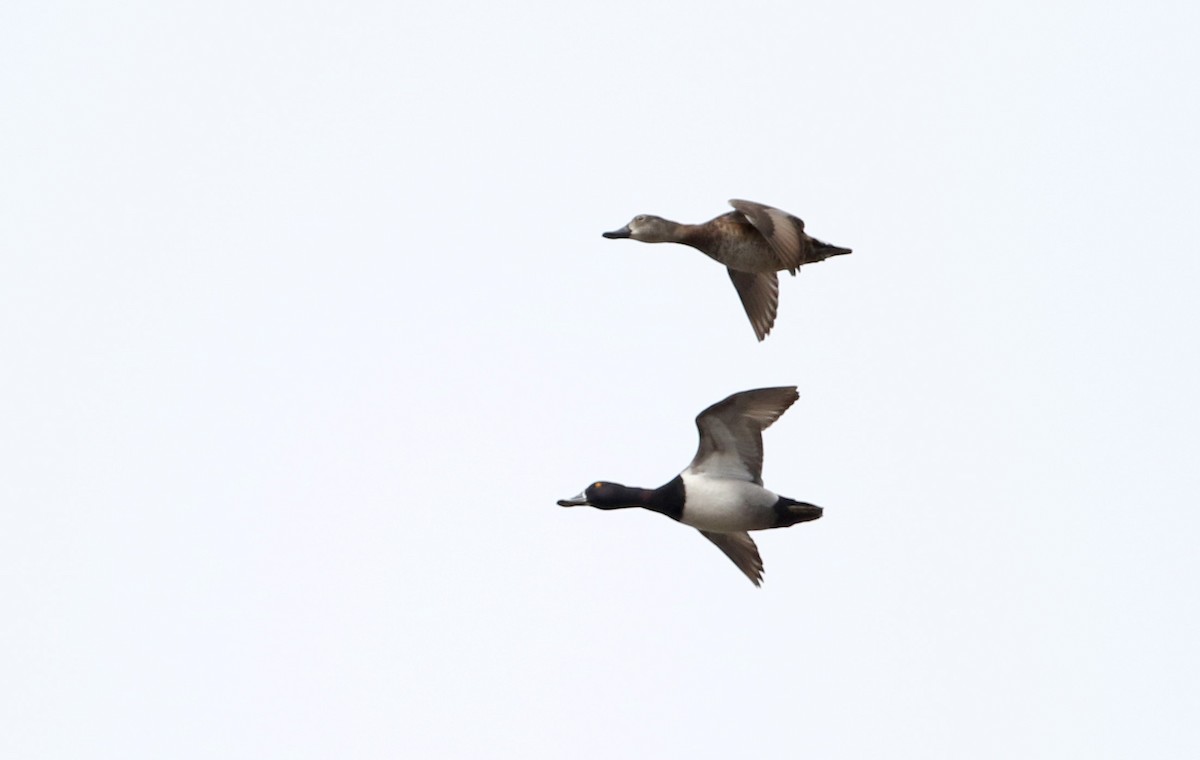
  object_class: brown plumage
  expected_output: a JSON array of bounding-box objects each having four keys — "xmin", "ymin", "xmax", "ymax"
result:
[{"xmin": 603, "ymin": 199, "xmax": 852, "ymax": 341}]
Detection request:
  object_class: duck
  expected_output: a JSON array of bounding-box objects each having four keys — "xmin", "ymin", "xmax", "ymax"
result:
[
  {"xmin": 557, "ymin": 386, "xmax": 823, "ymax": 587},
  {"xmin": 602, "ymin": 199, "xmax": 852, "ymax": 341}
]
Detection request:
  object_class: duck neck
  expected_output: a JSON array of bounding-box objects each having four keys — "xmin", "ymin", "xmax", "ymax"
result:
[
  {"xmin": 673, "ymin": 223, "xmax": 710, "ymax": 251},
  {"xmin": 643, "ymin": 475, "xmax": 685, "ymax": 521},
  {"xmin": 599, "ymin": 477, "xmax": 684, "ymax": 522}
]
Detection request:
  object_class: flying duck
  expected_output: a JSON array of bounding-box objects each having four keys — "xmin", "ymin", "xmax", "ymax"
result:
[
  {"xmin": 557, "ymin": 386, "xmax": 823, "ymax": 586},
  {"xmin": 602, "ymin": 199, "xmax": 852, "ymax": 341}
]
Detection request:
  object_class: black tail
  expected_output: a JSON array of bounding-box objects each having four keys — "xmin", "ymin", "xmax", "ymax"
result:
[
  {"xmin": 772, "ymin": 496, "xmax": 824, "ymax": 528},
  {"xmin": 811, "ymin": 237, "xmax": 852, "ymax": 261}
]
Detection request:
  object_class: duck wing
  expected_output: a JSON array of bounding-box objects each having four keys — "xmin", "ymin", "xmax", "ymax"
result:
[
  {"xmin": 700, "ymin": 530, "xmax": 764, "ymax": 587},
  {"xmin": 687, "ymin": 386, "xmax": 799, "ymax": 485},
  {"xmin": 728, "ymin": 199, "xmax": 807, "ymax": 275},
  {"xmin": 727, "ymin": 269, "xmax": 779, "ymax": 342}
]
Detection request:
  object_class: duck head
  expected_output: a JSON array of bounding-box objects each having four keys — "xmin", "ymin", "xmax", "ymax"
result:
[
  {"xmin": 557, "ymin": 481, "xmax": 641, "ymax": 509},
  {"xmin": 602, "ymin": 214, "xmax": 679, "ymax": 243}
]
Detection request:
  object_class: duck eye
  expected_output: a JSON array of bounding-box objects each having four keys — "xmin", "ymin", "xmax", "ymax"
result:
[
  {"xmin": 594, "ymin": 482, "xmax": 603, "ymax": 489},
  {"xmin": 634, "ymin": 215, "xmax": 646, "ymax": 223}
]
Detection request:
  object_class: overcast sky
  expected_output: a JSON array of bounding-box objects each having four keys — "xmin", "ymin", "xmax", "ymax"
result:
[{"xmin": 4, "ymin": 1, "xmax": 1199, "ymax": 758}]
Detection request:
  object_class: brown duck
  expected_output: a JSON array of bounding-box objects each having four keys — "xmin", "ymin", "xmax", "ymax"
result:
[{"xmin": 603, "ymin": 199, "xmax": 852, "ymax": 341}]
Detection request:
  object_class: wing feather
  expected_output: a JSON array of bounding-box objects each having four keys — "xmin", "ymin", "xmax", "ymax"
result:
[
  {"xmin": 728, "ymin": 199, "xmax": 807, "ymax": 274},
  {"xmin": 726, "ymin": 269, "xmax": 779, "ymax": 342},
  {"xmin": 700, "ymin": 530, "xmax": 764, "ymax": 586},
  {"xmin": 687, "ymin": 387, "xmax": 799, "ymax": 484}
]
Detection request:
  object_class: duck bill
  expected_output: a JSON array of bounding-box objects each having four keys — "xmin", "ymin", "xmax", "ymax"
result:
[
  {"xmin": 557, "ymin": 492, "xmax": 590, "ymax": 507},
  {"xmin": 602, "ymin": 226, "xmax": 631, "ymax": 239}
]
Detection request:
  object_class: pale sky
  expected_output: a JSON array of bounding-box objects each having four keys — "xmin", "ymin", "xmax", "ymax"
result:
[{"xmin": 4, "ymin": 1, "xmax": 1199, "ymax": 758}]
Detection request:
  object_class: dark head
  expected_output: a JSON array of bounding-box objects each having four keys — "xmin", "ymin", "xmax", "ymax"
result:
[
  {"xmin": 557, "ymin": 481, "xmax": 640, "ymax": 510},
  {"xmin": 602, "ymin": 214, "xmax": 679, "ymax": 243}
]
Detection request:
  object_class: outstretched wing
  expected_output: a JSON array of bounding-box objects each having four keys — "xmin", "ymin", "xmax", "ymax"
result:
[
  {"xmin": 700, "ymin": 530, "xmax": 764, "ymax": 587},
  {"xmin": 728, "ymin": 199, "xmax": 807, "ymax": 274},
  {"xmin": 687, "ymin": 386, "xmax": 799, "ymax": 485},
  {"xmin": 726, "ymin": 268, "xmax": 779, "ymax": 342}
]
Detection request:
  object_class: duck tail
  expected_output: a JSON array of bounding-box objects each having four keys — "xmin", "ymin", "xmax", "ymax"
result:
[
  {"xmin": 811, "ymin": 238, "xmax": 853, "ymax": 260},
  {"xmin": 773, "ymin": 496, "xmax": 823, "ymax": 527}
]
